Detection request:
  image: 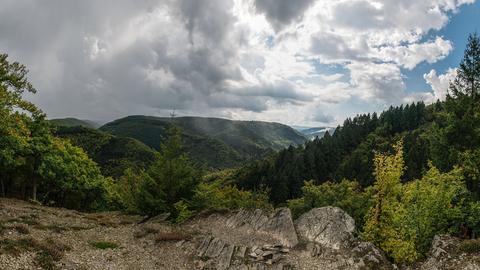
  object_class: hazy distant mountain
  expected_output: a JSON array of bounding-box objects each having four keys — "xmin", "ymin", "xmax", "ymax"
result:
[
  {"xmin": 50, "ymin": 118, "xmax": 102, "ymax": 129},
  {"xmin": 100, "ymin": 115, "xmax": 307, "ymax": 169},
  {"xmin": 293, "ymin": 126, "xmax": 335, "ymax": 140}
]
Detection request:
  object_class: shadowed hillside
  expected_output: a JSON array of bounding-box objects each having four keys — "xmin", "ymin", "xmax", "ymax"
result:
[
  {"xmin": 54, "ymin": 126, "xmax": 156, "ymax": 178},
  {"xmin": 99, "ymin": 116, "xmax": 307, "ymax": 169},
  {"xmin": 50, "ymin": 118, "xmax": 102, "ymax": 129}
]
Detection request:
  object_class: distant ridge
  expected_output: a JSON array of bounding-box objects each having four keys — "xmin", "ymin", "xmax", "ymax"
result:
[
  {"xmin": 50, "ymin": 117, "xmax": 102, "ymax": 129},
  {"xmin": 100, "ymin": 115, "xmax": 307, "ymax": 169},
  {"xmin": 294, "ymin": 127, "xmax": 335, "ymax": 140}
]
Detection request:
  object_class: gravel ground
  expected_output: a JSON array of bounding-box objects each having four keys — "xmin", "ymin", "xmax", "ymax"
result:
[{"xmin": 0, "ymin": 198, "xmax": 196, "ymax": 270}]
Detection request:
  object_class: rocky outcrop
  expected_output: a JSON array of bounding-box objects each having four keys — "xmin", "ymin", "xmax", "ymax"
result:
[
  {"xmin": 414, "ymin": 235, "xmax": 480, "ymax": 270},
  {"xmin": 190, "ymin": 206, "xmax": 395, "ymax": 269},
  {"xmin": 295, "ymin": 206, "xmax": 355, "ymax": 250},
  {"xmin": 294, "ymin": 207, "xmax": 394, "ymax": 270},
  {"xmin": 226, "ymin": 208, "xmax": 298, "ymax": 248},
  {"xmin": 195, "ymin": 235, "xmax": 293, "ymax": 269}
]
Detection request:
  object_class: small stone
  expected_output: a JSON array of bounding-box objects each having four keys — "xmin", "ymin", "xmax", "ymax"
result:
[
  {"xmin": 176, "ymin": 240, "xmax": 185, "ymax": 247},
  {"xmin": 235, "ymin": 246, "xmax": 247, "ymax": 258}
]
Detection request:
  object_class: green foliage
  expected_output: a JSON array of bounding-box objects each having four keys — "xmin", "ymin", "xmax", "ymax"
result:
[
  {"xmin": 0, "ymin": 53, "xmax": 42, "ymax": 198},
  {"xmin": 112, "ymin": 168, "xmax": 145, "ymax": 213},
  {"xmin": 466, "ymin": 201, "xmax": 480, "ymax": 237},
  {"xmin": 402, "ymin": 166, "xmax": 466, "ymax": 255},
  {"xmin": 134, "ymin": 126, "xmax": 201, "ymax": 217},
  {"xmin": 0, "ymin": 53, "xmax": 113, "ymax": 211},
  {"xmin": 191, "ymin": 180, "xmax": 271, "ymax": 212},
  {"xmin": 54, "ymin": 126, "xmax": 156, "ymax": 178},
  {"xmin": 112, "ymin": 129, "xmax": 205, "ymax": 218},
  {"xmin": 362, "ymin": 141, "xmax": 412, "ymax": 262},
  {"xmin": 363, "ymin": 142, "xmax": 467, "ymax": 263},
  {"xmin": 236, "ymin": 103, "xmax": 428, "ymax": 204},
  {"xmin": 450, "ymin": 32, "xmax": 480, "ymax": 99},
  {"xmin": 37, "ymin": 138, "xmax": 114, "ymax": 210},
  {"xmin": 100, "ymin": 115, "xmax": 305, "ymax": 170},
  {"xmin": 288, "ymin": 180, "xmax": 372, "ymax": 225},
  {"xmin": 174, "ymin": 200, "xmax": 194, "ymax": 223}
]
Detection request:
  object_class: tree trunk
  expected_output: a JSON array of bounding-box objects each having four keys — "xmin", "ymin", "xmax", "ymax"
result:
[
  {"xmin": 32, "ymin": 177, "xmax": 37, "ymax": 201},
  {"xmin": 0, "ymin": 176, "xmax": 5, "ymax": 197}
]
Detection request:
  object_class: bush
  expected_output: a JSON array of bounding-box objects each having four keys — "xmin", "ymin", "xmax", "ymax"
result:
[
  {"xmin": 288, "ymin": 180, "xmax": 372, "ymax": 225},
  {"xmin": 466, "ymin": 201, "xmax": 480, "ymax": 238},
  {"xmin": 363, "ymin": 141, "xmax": 468, "ymax": 263},
  {"xmin": 174, "ymin": 200, "xmax": 194, "ymax": 223},
  {"xmin": 190, "ymin": 180, "xmax": 271, "ymax": 212}
]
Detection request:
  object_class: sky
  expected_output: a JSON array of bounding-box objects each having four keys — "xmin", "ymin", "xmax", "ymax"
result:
[{"xmin": 0, "ymin": 0, "xmax": 479, "ymax": 127}]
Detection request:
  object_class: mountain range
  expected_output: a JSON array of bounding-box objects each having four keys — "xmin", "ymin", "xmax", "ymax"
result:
[{"xmin": 50, "ymin": 115, "xmax": 307, "ymax": 172}]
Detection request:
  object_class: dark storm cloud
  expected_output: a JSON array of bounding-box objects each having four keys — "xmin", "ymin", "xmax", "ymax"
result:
[
  {"xmin": 254, "ymin": 0, "xmax": 316, "ymax": 31},
  {"xmin": 0, "ymin": 0, "xmax": 297, "ymax": 121}
]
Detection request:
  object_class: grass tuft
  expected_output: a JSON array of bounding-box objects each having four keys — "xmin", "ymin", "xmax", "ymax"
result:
[
  {"xmin": 0, "ymin": 237, "xmax": 70, "ymax": 269},
  {"xmin": 13, "ymin": 224, "xmax": 30, "ymax": 234},
  {"xmin": 155, "ymin": 231, "xmax": 191, "ymax": 243},
  {"xmin": 134, "ymin": 227, "xmax": 159, "ymax": 238},
  {"xmin": 459, "ymin": 239, "xmax": 480, "ymax": 254},
  {"xmin": 35, "ymin": 224, "xmax": 68, "ymax": 233},
  {"xmin": 90, "ymin": 241, "xmax": 119, "ymax": 250}
]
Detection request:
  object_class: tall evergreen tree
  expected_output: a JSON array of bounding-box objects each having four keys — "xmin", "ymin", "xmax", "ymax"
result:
[{"xmin": 450, "ymin": 32, "xmax": 480, "ymax": 99}]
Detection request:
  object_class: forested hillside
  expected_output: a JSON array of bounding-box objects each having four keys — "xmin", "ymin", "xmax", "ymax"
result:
[
  {"xmin": 50, "ymin": 117, "xmax": 101, "ymax": 129},
  {"xmin": 100, "ymin": 115, "xmax": 306, "ymax": 169},
  {"xmin": 54, "ymin": 126, "xmax": 156, "ymax": 178},
  {"xmin": 235, "ymin": 101, "xmax": 431, "ymax": 203}
]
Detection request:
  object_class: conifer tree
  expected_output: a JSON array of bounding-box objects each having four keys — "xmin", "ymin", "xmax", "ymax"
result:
[{"xmin": 450, "ymin": 32, "xmax": 480, "ymax": 99}]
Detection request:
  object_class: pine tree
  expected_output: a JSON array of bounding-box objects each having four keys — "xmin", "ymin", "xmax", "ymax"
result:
[
  {"xmin": 137, "ymin": 125, "xmax": 201, "ymax": 217},
  {"xmin": 450, "ymin": 32, "xmax": 480, "ymax": 99}
]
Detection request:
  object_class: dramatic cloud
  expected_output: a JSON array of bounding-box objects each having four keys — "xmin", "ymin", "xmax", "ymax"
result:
[
  {"xmin": 0, "ymin": 0, "xmax": 474, "ymax": 126},
  {"xmin": 424, "ymin": 68, "xmax": 458, "ymax": 101},
  {"xmin": 253, "ymin": 0, "xmax": 315, "ymax": 31}
]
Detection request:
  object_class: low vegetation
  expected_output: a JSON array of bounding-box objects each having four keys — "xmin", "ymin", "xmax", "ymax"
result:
[
  {"xmin": 459, "ymin": 239, "xmax": 480, "ymax": 254},
  {"xmin": 13, "ymin": 224, "xmax": 30, "ymax": 234},
  {"xmin": 155, "ymin": 231, "xmax": 191, "ymax": 243},
  {"xmin": 0, "ymin": 237, "xmax": 70, "ymax": 270},
  {"xmin": 89, "ymin": 241, "xmax": 119, "ymax": 250}
]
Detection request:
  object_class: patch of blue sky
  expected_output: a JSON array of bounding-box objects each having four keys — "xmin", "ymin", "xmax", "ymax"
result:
[
  {"xmin": 312, "ymin": 60, "xmax": 351, "ymax": 82},
  {"xmin": 404, "ymin": 1, "xmax": 480, "ymax": 93}
]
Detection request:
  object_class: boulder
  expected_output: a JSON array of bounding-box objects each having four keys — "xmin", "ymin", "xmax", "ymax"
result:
[
  {"xmin": 417, "ymin": 235, "xmax": 480, "ymax": 270},
  {"xmin": 226, "ymin": 208, "xmax": 298, "ymax": 247},
  {"xmin": 295, "ymin": 206, "xmax": 355, "ymax": 250}
]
